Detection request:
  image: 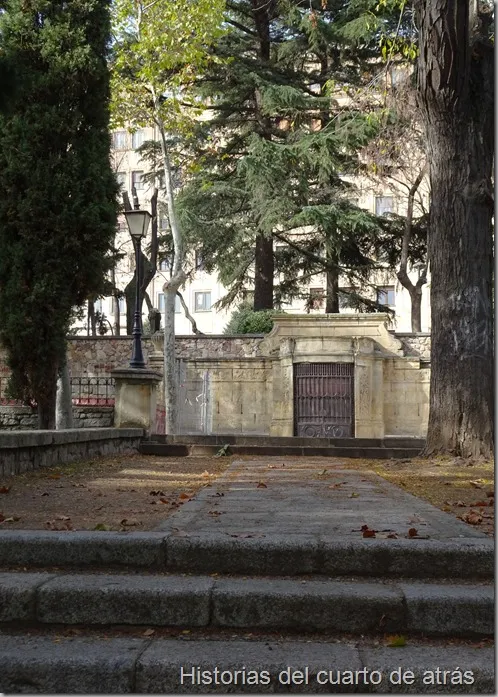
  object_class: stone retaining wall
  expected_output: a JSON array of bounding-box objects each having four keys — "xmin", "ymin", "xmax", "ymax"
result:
[
  {"xmin": 0, "ymin": 406, "xmax": 114, "ymax": 431},
  {"xmin": 0, "ymin": 428, "xmax": 143, "ymax": 476}
]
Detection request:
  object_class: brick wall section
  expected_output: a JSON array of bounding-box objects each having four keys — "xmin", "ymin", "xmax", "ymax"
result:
[
  {"xmin": 0, "ymin": 407, "xmax": 113, "ymax": 431},
  {"xmin": 0, "ymin": 428, "xmax": 143, "ymax": 476}
]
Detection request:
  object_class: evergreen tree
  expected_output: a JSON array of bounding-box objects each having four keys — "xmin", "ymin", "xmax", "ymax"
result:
[
  {"xmin": 178, "ymin": 0, "xmax": 406, "ymax": 312},
  {"xmin": 0, "ymin": 0, "xmax": 118, "ymax": 428}
]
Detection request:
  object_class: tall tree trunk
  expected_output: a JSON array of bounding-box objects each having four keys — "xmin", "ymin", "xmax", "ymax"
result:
[
  {"xmin": 408, "ymin": 287, "xmax": 423, "ymax": 333},
  {"xmin": 395, "ymin": 166, "xmax": 428, "ymax": 333},
  {"xmin": 325, "ymin": 239, "xmax": 339, "ymax": 313},
  {"xmin": 56, "ymin": 354, "xmax": 73, "ymax": 429},
  {"xmin": 416, "ymin": 0, "xmax": 494, "ymax": 457},
  {"xmin": 252, "ymin": 0, "xmax": 274, "ymax": 311},
  {"xmin": 37, "ymin": 367, "xmax": 57, "ymax": 429},
  {"xmin": 253, "ymin": 233, "xmax": 274, "ymax": 310}
]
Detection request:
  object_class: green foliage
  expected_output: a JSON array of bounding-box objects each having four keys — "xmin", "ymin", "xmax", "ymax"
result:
[
  {"xmin": 224, "ymin": 304, "xmax": 282, "ymax": 335},
  {"xmin": 0, "ymin": 0, "xmax": 118, "ymax": 416}
]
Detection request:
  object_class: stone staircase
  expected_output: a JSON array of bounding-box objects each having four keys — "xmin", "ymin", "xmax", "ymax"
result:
[
  {"xmin": 140, "ymin": 434, "xmax": 426, "ymax": 459},
  {"xmin": 0, "ymin": 529, "xmax": 493, "ymax": 694}
]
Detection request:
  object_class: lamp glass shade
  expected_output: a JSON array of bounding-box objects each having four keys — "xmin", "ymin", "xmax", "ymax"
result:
[{"xmin": 124, "ymin": 210, "xmax": 152, "ymax": 240}]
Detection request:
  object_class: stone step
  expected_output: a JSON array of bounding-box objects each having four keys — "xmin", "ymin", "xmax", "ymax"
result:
[
  {"xmin": 0, "ymin": 571, "xmax": 493, "ymax": 637},
  {"xmin": 0, "ymin": 632, "xmax": 493, "ymax": 694},
  {"xmin": 148, "ymin": 434, "xmax": 426, "ymax": 449},
  {"xmin": 139, "ymin": 442, "xmax": 423, "ymax": 459},
  {"xmin": 0, "ymin": 531, "xmax": 492, "ymax": 580}
]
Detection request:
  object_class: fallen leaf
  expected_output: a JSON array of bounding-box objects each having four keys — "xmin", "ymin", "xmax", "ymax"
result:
[
  {"xmin": 179, "ymin": 493, "xmax": 190, "ymax": 500},
  {"xmin": 120, "ymin": 518, "xmax": 140, "ymax": 526},
  {"xmin": 462, "ymin": 511, "xmax": 483, "ymax": 525},
  {"xmin": 407, "ymin": 527, "xmax": 418, "ymax": 537},
  {"xmin": 159, "ymin": 498, "xmax": 169, "ymax": 504},
  {"xmin": 0, "ymin": 486, "xmax": 10, "ymax": 494},
  {"xmin": 486, "ymin": 490, "xmax": 494, "ymax": 498},
  {"xmin": 470, "ymin": 500, "xmax": 489, "ymax": 507},
  {"xmin": 201, "ymin": 471, "xmax": 211, "ymax": 477},
  {"xmin": 350, "ymin": 492, "xmax": 360, "ymax": 498},
  {"xmin": 93, "ymin": 523, "xmax": 111, "ymax": 531},
  {"xmin": 454, "ymin": 501, "xmax": 467, "ymax": 507},
  {"xmin": 41, "ymin": 492, "xmax": 50, "ymax": 497},
  {"xmin": 2, "ymin": 516, "xmax": 20, "ymax": 523},
  {"xmin": 387, "ymin": 635, "xmax": 407, "ymax": 647},
  {"xmin": 56, "ymin": 515, "xmax": 71, "ymax": 521},
  {"xmin": 470, "ymin": 481, "xmax": 484, "ymax": 489},
  {"xmin": 257, "ymin": 482, "xmax": 268, "ymax": 488},
  {"xmin": 386, "ymin": 532, "xmax": 398, "ymax": 539},
  {"xmin": 143, "ymin": 629, "xmax": 155, "ymax": 637},
  {"xmin": 363, "ymin": 529, "xmax": 376, "ymax": 538},
  {"xmin": 48, "ymin": 474, "xmax": 61, "ymax": 480}
]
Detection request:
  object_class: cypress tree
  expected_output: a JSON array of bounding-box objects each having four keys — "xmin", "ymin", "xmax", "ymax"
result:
[{"xmin": 0, "ymin": 0, "xmax": 118, "ymax": 428}]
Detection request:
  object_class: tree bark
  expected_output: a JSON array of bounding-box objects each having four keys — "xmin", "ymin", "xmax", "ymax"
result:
[
  {"xmin": 253, "ymin": 233, "xmax": 274, "ymax": 310},
  {"xmin": 416, "ymin": 0, "xmax": 494, "ymax": 458},
  {"xmin": 252, "ymin": 0, "xmax": 274, "ymax": 311},
  {"xmin": 37, "ymin": 367, "xmax": 57, "ymax": 429},
  {"xmin": 325, "ymin": 239, "xmax": 339, "ymax": 313}
]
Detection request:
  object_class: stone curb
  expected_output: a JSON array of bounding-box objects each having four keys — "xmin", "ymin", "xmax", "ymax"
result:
[
  {"xmin": 0, "ymin": 572, "xmax": 493, "ymax": 637},
  {"xmin": 0, "ymin": 635, "xmax": 493, "ymax": 694},
  {"xmin": 0, "ymin": 531, "xmax": 492, "ymax": 579}
]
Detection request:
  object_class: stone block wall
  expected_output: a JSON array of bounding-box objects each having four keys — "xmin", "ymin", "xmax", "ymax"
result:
[
  {"xmin": 0, "ymin": 428, "xmax": 143, "ymax": 476},
  {"xmin": 181, "ymin": 359, "xmax": 272, "ymax": 435},
  {"xmin": 0, "ymin": 406, "xmax": 113, "ymax": 431},
  {"xmin": 383, "ymin": 358, "xmax": 430, "ymax": 437}
]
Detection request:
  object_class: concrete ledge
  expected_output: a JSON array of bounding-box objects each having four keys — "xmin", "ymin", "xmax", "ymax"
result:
[
  {"xmin": 0, "ymin": 635, "xmax": 492, "ymax": 694},
  {"xmin": 0, "ymin": 531, "xmax": 166, "ymax": 568},
  {"xmin": 37, "ymin": 574, "xmax": 213, "ymax": 626},
  {"xmin": 0, "ymin": 428, "xmax": 144, "ymax": 476},
  {"xmin": 0, "ymin": 532, "xmax": 492, "ymax": 580},
  {"xmin": 400, "ymin": 583, "xmax": 494, "ymax": 637},
  {"xmin": 211, "ymin": 578, "xmax": 405, "ymax": 633},
  {"xmin": 0, "ymin": 571, "xmax": 493, "ymax": 637}
]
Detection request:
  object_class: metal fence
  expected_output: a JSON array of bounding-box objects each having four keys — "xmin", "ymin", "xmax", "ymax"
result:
[
  {"xmin": 70, "ymin": 377, "xmax": 115, "ymax": 406},
  {"xmin": 0, "ymin": 376, "xmax": 115, "ymax": 407}
]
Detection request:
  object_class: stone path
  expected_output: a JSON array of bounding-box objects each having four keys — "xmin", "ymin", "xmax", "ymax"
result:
[{"xmin": 158, "ymin": 458, "xmax": 487, "ymax": 541}]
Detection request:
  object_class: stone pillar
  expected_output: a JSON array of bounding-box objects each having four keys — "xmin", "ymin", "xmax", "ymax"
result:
[{"xmin": 111, "ymin": 368, "xmax": 162, "ymax": 433}]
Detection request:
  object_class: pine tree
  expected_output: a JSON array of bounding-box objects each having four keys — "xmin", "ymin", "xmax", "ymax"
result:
[
  {"xmin": 178, "ymin": 0, "xmax": 403, "ymax": 313},
  {"xmin": 0, "ymin": 0, "xmax": 118, "ymax": 428}
]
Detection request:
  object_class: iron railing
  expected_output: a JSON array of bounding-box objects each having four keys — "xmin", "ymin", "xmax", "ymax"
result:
[
  {"xmin": 0, "ymin": 376, "xmax": 115, "ymax": 407},
  {"xmin": 70, "ymin": 377, "xmax": 115, "ymax": 406}
]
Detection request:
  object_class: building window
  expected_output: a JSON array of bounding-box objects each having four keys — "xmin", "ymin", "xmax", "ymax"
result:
[
  {"xmin": 116, "ymin": 172, "xmax": 127, "ymax": 190},
  {"xmin": 375, "ymin": 196, "xmax": 394, "ymax": 216},
  {"xmin": 112, "ymin": 131, "xmax": 126, "ymax": 149},
  {"xmin": 376, "ymin": 286, "xmax": 395, "ymax": 307},
  {"xmin": 93, "ymin": 298, "xmax": 103, "ymax": 313},
  {"xmin": 309, "ymin": 287, "xmax": 324, "ymax": 310},
  {"xmin": 132, "ymin": 171, "xmax": 144, "ymax": 191},
  {"xmin": 159, "ymin": 216, "xmax": 168, "ymax": 230},
  {"xmin": 194, "ymin": 291, "xmax": 212, "ymax": 312},
  {"xmin": 158, "ymin": 293, "xmax": 182, "ymax": 313},
  {"xmin": 132, "ymin": 130, "xmax": 144, "ymax": 149},
  {"xmin": 195, "ymin": 250, "xmax": 205, "ymax": 271},
  {"xmin": 118, "ymin": 297, "xmax": 126, "ymax": 313}
]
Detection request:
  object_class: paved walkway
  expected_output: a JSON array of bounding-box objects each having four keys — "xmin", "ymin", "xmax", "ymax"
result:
[{"xmin": 157, "ymin": 458, "xmax": 487, "ymax": 541}]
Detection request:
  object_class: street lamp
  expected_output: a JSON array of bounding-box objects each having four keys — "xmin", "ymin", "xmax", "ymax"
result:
[{"xmin": 124, "ymin": 208, "xmax": 152, "ymax": 369}]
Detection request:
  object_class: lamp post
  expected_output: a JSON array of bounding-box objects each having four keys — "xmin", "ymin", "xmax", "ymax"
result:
[{"xmin": 124, "ymin": 208, "xmax": 152, "ymax": 369}]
